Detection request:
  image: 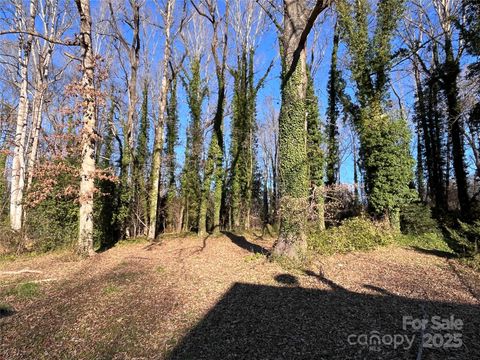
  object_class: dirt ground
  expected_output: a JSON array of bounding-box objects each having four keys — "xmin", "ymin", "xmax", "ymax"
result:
[{"xmin": 1, "ymin": 232, "xmax": 479, "ymax": 359}]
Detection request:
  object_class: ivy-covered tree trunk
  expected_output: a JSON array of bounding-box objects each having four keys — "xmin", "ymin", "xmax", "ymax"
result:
[
  {"xmin": 95, "ymin": 101, "xmax": 118, "ymax": 248},
  {"xmin": 229, "ymin": 49, "xmax": 262, "ymax": 231},
  {"xmin": 272, "ymin": 0, "xmax": 329, "ymax": 258},
  {"xmin": 413, "ymin": 62, "xmax": 429, "ymax": 203},
  {"xmin": 195, "ymin": 1, "xmax": 229, "ymax": 236},
  {"xmin": 112, "ymin": 0, "xmax": 141, "ymax": 239},
  {"xmin": 326, "ymin": 22, "xmax": 341, "ymax": 186},
  {"xmin": 133, "ymin": 80, "xmax": 149, "ymax": 236},
  {"xmin": 442, "ymin": 38, "xmax": 470, "ymax": 218},
  {"xmin": 164, "ymin": 76, "xmax": 179, "ymax": 232},
  {"xmin": 426, "ymin": 73, "xmax": 447, "ymax": 211},
  {"xmin": 148, "ymin": 0, "xmax": 174, "ymax": 240},
  {"xmin": 306, "ymin": 67, "xmax": 325, "ymax": 231},
  {"xmin": 338, "ymin": 0, "xmax": 414, "ymax": 229},
  {"xmin": 274, "ymin": 1, "xmax": 310, "ymax": 258},
  {"xmin": 181, "ymin": 57, "xmax": 205, "ymax": 233}
]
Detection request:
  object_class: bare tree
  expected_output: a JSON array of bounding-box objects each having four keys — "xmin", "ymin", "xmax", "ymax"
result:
[
  {"xmin": 191, "ymin": 0, "xmax": 230, "ymax": 236},
  {"xmin": 10, "ymin": 0, "xmax": 37, "ymax": 231},
  {"xmin": 107, "ymin": 0, "xmax": 141, "ymax": 238},
  {"xmin": 26, "ymin": 0, "xmax": 71, "ymax": 190},
  {"xmin": 148, "ymin": 0, "xmax": 175, "ymax": 240}
]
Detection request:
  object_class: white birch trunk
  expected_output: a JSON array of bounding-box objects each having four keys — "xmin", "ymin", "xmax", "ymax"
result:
[{"xmin": 10, "ymin": 0, "xmax": 37, "ymax": 231}]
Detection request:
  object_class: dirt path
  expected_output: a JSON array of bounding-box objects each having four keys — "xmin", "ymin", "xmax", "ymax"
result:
[{"xmin": 1, "ymin": 233, "xmax": 479, "ymax": 359}]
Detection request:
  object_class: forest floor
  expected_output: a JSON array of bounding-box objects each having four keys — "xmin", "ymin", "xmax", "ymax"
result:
[{"xmin": 1, "ymin": 232, "xmax": 480, "ymax": 359}]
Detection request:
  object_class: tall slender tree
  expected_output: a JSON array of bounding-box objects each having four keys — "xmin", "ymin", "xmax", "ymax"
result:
[
  {"xmin": 164, "ymin": 74, "xmax": 179, "ymax": 232},
  {"xmin": 193, "ymin": 0, "xmax": 229, "ymax": 236},
  {"xmin": 76, "ymin": 0, "xmax": 97, "ymax": 255},
  {"xmin": 325, "ymin": 21, "xmax": 343, "ymax": 186},
  {"xmin": 148, "ymin": 0, "xmax": 175, "ymax": 240},
  {"xmin": 180, "ymin": 56, "xmax": 206, "ymax": 232},
  {"xmin": 132, "ymin": 79, "xmax": 150, "ymax": 236},
  {"xmin": 338, "ymin": 0, "xmax": 414, "ymax": 228},
  {"xmin": 10, "ymin": 0, "xmax": 37, "ymax": 231},
  {"xmin": 107, "ymin": 0, "xmax": 141, "ymax": 238},
  {"xmin": 305, "ymin": 66, "xmax": 325, "ymax": 230}
]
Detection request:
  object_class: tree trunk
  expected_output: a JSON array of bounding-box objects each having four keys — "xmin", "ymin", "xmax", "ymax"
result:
[
  {"xmin": 26, "ymin": 87, "xmax": 44, "ymax": 190},
  {"xmin": 274, "ymin": 0, "xmax": 312, "ymax": 258},
  {"xmin": 195, "ymin": 1, "xmax": 229, "ymax": 237},
  {"xmin": 110, "ymin": 0, "xmax": 141, "ymax": 238},
  {"xmin": 148, "ymin": 0, "xmax": 174, "ymax": 240},
  {"xmin": 10, "ymin": 0, "xmax": 37, "ymax": 231},
  {"xmin": 76, "ymin": 0, "xmax": 97, "ymax": 255},
  {"xmin": 326, "ymin": 21, "xmax": 340, "ymax": 186},
  {"xmin": 442, "ymin": 39, "xmax": 470, "ymax": 217}
]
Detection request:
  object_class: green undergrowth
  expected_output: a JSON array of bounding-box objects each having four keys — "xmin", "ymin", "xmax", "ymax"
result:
[
  {"xmin": 114, "ymin": 237, "xmax": 149, "ymax": 247},
  {"xmin": 459, "ymin": 254, "xmax": 480, "ymax": 272},
  {"xmin": 6, "ymin": 282, "xmax": 41, "ymax": 299},
  {"xmin": 395, "ymin": 232, "xmax": 453, "ymax": 253},
  {"xmin": 308, "ymin": 217, "xmax": 395, "ymax": 255},
  {"xmin": 308, "ymin": 215, "xmax": 454, "ymax": 258},
  {"xmin": 244, "ymin": 252, "xmax": 266, "ymax": 262}
]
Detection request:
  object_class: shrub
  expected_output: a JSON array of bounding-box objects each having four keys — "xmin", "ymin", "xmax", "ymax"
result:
[
  {"xmin": 308, "ymin": 216, "xmax": 394, "ymax": 255},
  {"xmin": 24, "ymin": 197, "xmax": 78, "ymax": 252},
  {"xmin": 24, "ymin": 159, "xmax": 79, "ymax": 252},
  {"xmin": 460, "ymin": 254, "xmax": 480, "ymax": 272},
  {"xmin": 395, "ymin": 232, "xmax": 452, "ymax": 253},
  {"xmin": 446, "ymin": 220, "xmax": 480, "ymax": 256},
  {"xmin": 400, "ymin": 201, "xmax": 439, "ymax": 235}
]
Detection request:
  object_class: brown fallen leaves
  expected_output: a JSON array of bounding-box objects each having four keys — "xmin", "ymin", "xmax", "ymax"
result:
[{"xmin": 0, "ymin": 234, "xmax": 479, "ymax": 359}]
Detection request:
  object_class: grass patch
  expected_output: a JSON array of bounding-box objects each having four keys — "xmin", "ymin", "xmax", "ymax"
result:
[
  {"xmin": 103, "ymin": 284, "xmax": 121, "ymax": 295},
  {"xmin": 7, "ymin": 282, "xmax": 41, "ymax": 299},
  {"xmin": 396, "ymin": 232, "xmax": 453, "ymax": 253},
  {"xmin": 0, "ymin": 253, "xmax": 17, "ymax": 263},
  {"xmin": 0, "ymin": 250, "xmax": 47, "ymax": 264},
  {"xmin": 244, "ymin": 253, "xmax": 266, "ymax": 262},
  {"xmin": 115, "ymin": 237, "xmax": 149, "ymax": 247},
  {"xmin": 156, "ymin": 265, "xmax": 166, "ymax": 274}
]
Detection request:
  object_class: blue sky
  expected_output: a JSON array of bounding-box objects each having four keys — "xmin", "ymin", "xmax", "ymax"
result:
[{"xmin": 3, "ymin": 0, "xmax": 476, "ymax": 186}]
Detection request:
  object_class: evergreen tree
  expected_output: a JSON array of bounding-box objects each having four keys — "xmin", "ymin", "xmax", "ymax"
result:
[
  {"xmin": 229, "ymin": 49, "xmax": 269, "ymax": 230},
  {"xmin": 338, "ymin": 0, "xmax": 414, "ymax": 228},
  {"xmin": 180, "ymin": 57, "xmax": 206, "ymax": 232},
  {"xmin": 460, "ymin": 0, "xmax": 480, "ymax": 76},
  {"xmin": 95, "ymin": 101, "xmax": 118, "ymax": 248},
  {"xmin": 132, "ymin": 80, "xmax": 150, "ymax": 236},
  {"xmin": 164, "ymin": 75, "xmax": 179, "ymax": 231},
  {"xmin": 305, "ymin": 66, "xmax": 325, "ymax": 230},
  {"xmin": 196, "ymin": 3, "xmax": 229, "ymax": 236},
  {"xmin": 229, "ymin": 49, "xmax": 255, "ymax": 230},
  {"xmin": 325, "ymin": 21, "xmax": 344, "ymax": 186}
]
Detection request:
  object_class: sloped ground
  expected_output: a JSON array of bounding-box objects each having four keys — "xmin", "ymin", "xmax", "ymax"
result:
[{"xmin": 0, "ymin": 233, "xmax": 479, "ymax": 359}]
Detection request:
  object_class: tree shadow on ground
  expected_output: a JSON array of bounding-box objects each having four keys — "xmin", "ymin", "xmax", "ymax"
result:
[
  {"xmin": 0, "ymin": 306, "xmax": 15, "ymax": 319},
  {"xmin": 410, "ymin": 246, "xmax": 457, "ymax": 259},
  {"xmin": 222, "ymin": 231, "xmax": 269, "ymax": 255},
  {"xmin": 168, "ymin": 273, "xmax": 480, "ymax": 360}
]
